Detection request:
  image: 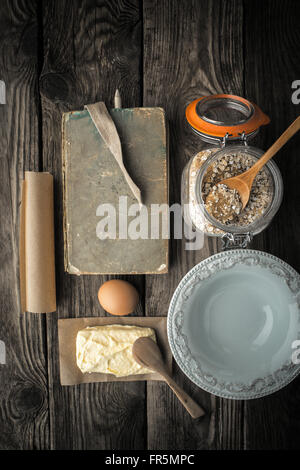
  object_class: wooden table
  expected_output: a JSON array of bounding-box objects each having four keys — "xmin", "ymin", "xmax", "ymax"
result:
[{"xmin": 0, "ymin": 0, "xmax": 300, "ymax": 450}]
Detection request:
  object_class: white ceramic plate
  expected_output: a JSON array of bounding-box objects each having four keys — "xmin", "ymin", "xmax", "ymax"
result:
[{"xmin": 167, "ymin": 250, "xmax": 300, "ymax": 399}]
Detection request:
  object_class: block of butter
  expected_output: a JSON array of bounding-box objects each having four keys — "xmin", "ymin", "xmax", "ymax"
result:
[{"xmin": 76, "ymin": 324, "xmax": 156, "ymax": 377}]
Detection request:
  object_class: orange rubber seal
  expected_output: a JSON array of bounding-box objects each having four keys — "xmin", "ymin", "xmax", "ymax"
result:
[{"xmin": 186, "ymin": 94, "xmax": 270, "ymax": 139}]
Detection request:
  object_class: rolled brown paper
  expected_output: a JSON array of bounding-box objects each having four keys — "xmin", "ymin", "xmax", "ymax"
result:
[{"xmin": 19, "ymin": 172, "xmax": 56, "ymax": 313}]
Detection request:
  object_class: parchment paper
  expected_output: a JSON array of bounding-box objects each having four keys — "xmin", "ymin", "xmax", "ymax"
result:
[
  {"xmin": 19, "ymin": 172, "xmax": 56, "ymax": 313},
  {"xmin": 58, "ymin": 316, "xmax": 172, "ymax": 385}
]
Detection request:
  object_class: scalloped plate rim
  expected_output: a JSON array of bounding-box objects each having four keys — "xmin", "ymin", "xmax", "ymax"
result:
[{"xmin": 167, "ymin": 249, "xmax": 300, "ymax": 400}]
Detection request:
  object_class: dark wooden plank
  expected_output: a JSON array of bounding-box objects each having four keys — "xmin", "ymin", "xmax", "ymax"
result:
[
  {"xmin": 1, "ymin": 0, "xmax": 298, "ymax": 451},
  {"xmin": 0, "ymin": 0, "xmax": 50, "ymax": 450},
  {"xmin": 40, "ymin": 0, "xmax": 145, "ymax": 449},
  {"xmin": 143, "ymin": 0, "xmax": 246, "ymax": 450},
  {"xmin": 244, "ymin": 0, "xmax": 300, "ymax": 450}
]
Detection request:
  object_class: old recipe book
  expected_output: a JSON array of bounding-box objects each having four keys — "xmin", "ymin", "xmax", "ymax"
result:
[{"xmin": 62, "ymin": 107, "xmax": 168, "ymax": 274}]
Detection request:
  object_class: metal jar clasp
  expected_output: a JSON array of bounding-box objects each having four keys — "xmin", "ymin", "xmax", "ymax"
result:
[{"xmin": 221, "ymin": 232, "xmax": 253, "ymax": 250}]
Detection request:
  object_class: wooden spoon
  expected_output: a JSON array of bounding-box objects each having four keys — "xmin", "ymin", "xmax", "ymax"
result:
[
  {"xmin": 132, "ymin": 337, "xmax": 205, "ymax": 419},
  {"xmin": 213, "ymin": 115, "xmax": 300, "ymax": 210}
]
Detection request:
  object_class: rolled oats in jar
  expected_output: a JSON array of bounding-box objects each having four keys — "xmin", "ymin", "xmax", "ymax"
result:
[{"xmin": 182, "ymin": 95, "xmax": 283, "ymax": 245}]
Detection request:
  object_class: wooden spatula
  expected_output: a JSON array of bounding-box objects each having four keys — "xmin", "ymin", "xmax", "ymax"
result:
[{"xmin": 132, "ymin": 337, "xmax": 205, "ymax": 419}]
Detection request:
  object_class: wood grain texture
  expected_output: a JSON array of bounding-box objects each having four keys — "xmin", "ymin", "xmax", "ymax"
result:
[
  {"xmin": 40, "ymin": 0, "xmax": 145, "ymax": 449},
  {"xmin": 243, "ymin": 0, "xmax": 300, "ymax": 450},
  {"xmin": 0, "ymin": 0, "xmax": 49, "ymax": 450},
  {"xmin": 143, "ymin": 0, "xmax": 246, "ymax": 450},
  {"xmin": 0, "ymin": 0, "xmax": 300, "ymax": 451}
]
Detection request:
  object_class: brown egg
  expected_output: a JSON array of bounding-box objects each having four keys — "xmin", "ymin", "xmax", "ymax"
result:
[{"xmin": 98, "ymin": 280, "xmax": 139, "ymax": 316}]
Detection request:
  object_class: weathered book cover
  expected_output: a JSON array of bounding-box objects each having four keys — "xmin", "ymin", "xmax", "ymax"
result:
[{"xmin": 62, "ymin": 107, "xmax": 168, "ymax": 274}]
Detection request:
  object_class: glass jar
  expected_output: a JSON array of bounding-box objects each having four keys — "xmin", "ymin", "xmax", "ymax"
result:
[{"xmin": 182, "ymin": 94, "xmax": 283, "ymax": 248}]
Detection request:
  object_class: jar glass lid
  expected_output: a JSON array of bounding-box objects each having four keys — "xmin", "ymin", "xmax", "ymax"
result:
[{"xmin": 186, "ymin": 94, "xmax": 270, "ymax": 144}]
